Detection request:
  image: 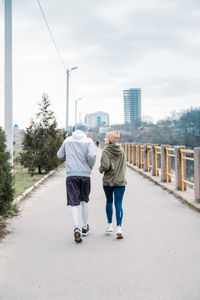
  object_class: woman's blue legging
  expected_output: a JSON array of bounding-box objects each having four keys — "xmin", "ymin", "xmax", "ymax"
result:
[{"xmin": 103, "ymin": 186, "xmax": 125, "ymax": 226}]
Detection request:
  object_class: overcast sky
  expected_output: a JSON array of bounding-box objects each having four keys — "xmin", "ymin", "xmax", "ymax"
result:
[{"xmin": 0, "ymin": 0, "xmax": 200, "ymax": 129}]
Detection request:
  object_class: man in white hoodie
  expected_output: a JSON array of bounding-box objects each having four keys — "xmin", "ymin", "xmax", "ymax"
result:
[{"xmin": 57, "ymin": 123, "xmax": 96, "ymax": 243}]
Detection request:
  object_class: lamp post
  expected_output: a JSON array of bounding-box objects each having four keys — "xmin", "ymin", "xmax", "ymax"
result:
[
  {"xmin": 79, "ymin": 110, "xmax": 85, "ymax": 123},
  {"xmin": 5, "ymin": 0, "xmax": 13, "ymax": 166},
  {"xmin": 75, "ymin": 98, "xmax": 82, "ymax": 125},
  {"xmin": 66, "ymin": 66, "xmax": 78, "ymax": 131}
]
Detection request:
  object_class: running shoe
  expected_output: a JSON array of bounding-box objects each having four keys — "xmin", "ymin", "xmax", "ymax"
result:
[
  {"xmin": 116, "ymin": 227, "xmax": 123, "ymax": 239},
  {"xmin": 105, "ymin": 223, "xmax": 113, "ymax": 233},
  {"xmin": 74, "ymin": 227, "xmax": 82, "ymax": 243},
  {"xmin": 82, "ymin": 224, "xmax": 90, "ymax": 236}
]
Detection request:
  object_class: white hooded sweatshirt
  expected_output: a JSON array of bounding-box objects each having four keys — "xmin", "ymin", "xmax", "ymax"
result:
[{"xmin": 57, "ymin": 130, "xmax": 96, "ymax": 177}]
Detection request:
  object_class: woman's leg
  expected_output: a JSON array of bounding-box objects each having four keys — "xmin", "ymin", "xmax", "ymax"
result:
[
  {"xmin": 103, "ymin": 186, "xmax": 114, "ymax": 224},
  {"xmin": 114, "ymin": 186, "xmax": 125, "ymax": 226}
]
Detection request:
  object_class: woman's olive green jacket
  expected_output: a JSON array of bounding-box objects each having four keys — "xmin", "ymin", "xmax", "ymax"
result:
[{"xmin": 99, "ymin": 144, "xmax": 127, "ymax": 186}]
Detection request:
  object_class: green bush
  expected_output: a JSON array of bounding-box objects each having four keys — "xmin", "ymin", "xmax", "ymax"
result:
[{"xmin": 0, "ymin": 127, "xmax": 14, "ymax": 216}]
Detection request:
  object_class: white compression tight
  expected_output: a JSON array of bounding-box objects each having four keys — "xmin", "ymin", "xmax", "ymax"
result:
[
  {"xmin": 81, "ymin": 201, "xmax": 88, "ymax": 228},
  {"xmin": 70, "ymin": 201, "xmax": 88, "ymax": 228}
]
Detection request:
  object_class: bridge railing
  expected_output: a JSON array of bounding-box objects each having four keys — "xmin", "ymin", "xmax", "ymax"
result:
[
  {"xmin": 121, "ymin": 143, "xmax": 200, "ymax": 203},
  {"xmin": 154, "ymin": 145, "xmax": 161, "ymax": 176},
  {"xmin": 180, "ymin": 149, "xmax": 194, "ymax": 191}
]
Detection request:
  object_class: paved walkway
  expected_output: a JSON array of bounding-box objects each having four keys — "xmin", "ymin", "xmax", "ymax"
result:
[{"xmin": 1, "ymin": 149, "xmax": 200, "ymax": 300}]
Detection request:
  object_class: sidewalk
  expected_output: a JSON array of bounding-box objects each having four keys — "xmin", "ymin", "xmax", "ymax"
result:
[{"xmin": 0, "ymin": 149, "xmax": 200, "ymax": 300}]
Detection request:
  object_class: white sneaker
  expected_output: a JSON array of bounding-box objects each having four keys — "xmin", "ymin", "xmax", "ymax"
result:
[
  {"xmin": 105, "ymin": 223, "xmax": 113, "ymax": 233},
  {"xmin": 116, "ymin": 226, "xmax": 123, "ymax": 239}
]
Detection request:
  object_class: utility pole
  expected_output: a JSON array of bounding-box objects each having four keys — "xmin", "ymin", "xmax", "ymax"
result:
[
  {"xmin": 66, "ymin": 69, "xmax": 69, "ymax": 131},
  {"xmin": 66, "ymin": 66, "xmax": 78, "ymax": 131},
  {"xmin": 4, "ymin": 0, "xmax": 13, "ymax": 165},
  {"xmin": 75, "ymin": 98, "xmax": 82, "ymax": 126}
]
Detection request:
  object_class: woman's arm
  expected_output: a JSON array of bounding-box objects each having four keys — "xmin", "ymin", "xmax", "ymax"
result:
[{"xmin": 99, "ymin": 151, "xmax": 110, "ymax": 173}]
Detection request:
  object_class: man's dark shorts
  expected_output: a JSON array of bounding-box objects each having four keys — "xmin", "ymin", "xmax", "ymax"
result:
[{"xmin": 66, "ymin": 176, "xmax": 91, "ymax": 206}]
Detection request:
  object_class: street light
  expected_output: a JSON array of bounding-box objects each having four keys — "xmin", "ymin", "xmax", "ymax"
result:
[
  {"xmin": 5, "ymin": 0, "xmax": 13, "ymax": 166},
  {"xmin": 75, "ymin": 98, "xmax": 82, "ymax": 126},
  {"xmin": 79, "ymin": 110, "xmax": 85, "ymax": 123},
  {"xmin": 66, "ymin": 66, "xmax": 78, "ymax": 131}
]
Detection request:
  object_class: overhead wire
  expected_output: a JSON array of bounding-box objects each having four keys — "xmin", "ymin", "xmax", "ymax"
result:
[
  {"xmin": 36, "ymin": 0, "xmax": 67, "ymax": 70},
  {"xmin": 36, "ymin": 0, "xmax": 80, "ymax": 125}
]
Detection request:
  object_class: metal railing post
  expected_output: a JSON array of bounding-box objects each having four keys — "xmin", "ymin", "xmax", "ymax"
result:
[
  {"xmin": 152, "ymin": 144, "xmax": 158, "ymax": 176},
  {"xmin": 161, "ymin": 145, "xmax": 169, "ymax": 182},
  {"xmin": 133, "ymin": 144, "xmax": 136, "ymax": 166},
  {"xmin": 129, "ymin": 144, "xmax": 132, "ymax": 163},
  {"xmin": 136, "ymin": 144, "xmax": 138, "ymax": 167},
  {"xmin": 194, "ymin": 147, "xmax": 200, "ymax": 202},
  {"xmin": 138, "ymin": 144, "xmax": 142, "ymax": 169},
  {"xmin": 131, "ymin": 144, "xmax": 134, "ymax": 164},
  {"xmin": 175, "ymin": 146, "xmax": 186, "ymax": 191},
  {"xmin": 147, "ymin": 145, "xmax": 152, "ymax": 172},
  {"xmin": 136, "ymin": 144, "xmax": 140, "ymax": 168},
  {"xmin": 124, "ymin": 144, "xmax": 127, "ymax": 160},
  {"xmin": 127, "ymin": 144, "xmax": 130, "ymax": 162},
  {"xmin": 143, "ymin": 144, "xmax": 148, "ymax": 172},
  {"xmin": 166, "ymin": 147, "xmax": 172, "ymax": 183}
]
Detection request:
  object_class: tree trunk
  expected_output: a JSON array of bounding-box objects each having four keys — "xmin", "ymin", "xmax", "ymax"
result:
[{"xmin": 38, "ymin": 166, "xmax": 42, "ymax": 174}]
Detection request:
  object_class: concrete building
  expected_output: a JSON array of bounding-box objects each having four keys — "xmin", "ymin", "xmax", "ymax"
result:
[
  {"xmin": 99, "ymin": 127, "xmax": 110, "ymax": 134},
  {"xmin": 13, "ymin": 124, "xmax": 24, "ymax": 147},
  {"xmin": 123, "ymin": 88, "xmax": 141, "ymax": 127},
  {"xmin": 85, "ymin": 111, "xmax": 109, "ymax": 129}
]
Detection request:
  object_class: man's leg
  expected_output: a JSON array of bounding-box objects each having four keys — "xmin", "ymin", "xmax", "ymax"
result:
[
  {"xmin": 69, "ymin": 205, "xmax": 82, "ymax": 243},
  {"xmin": 80, "ymin": 177, "xmax": 91, "ymax": 236},
  {"xmin": 81, "ymin": 201, "xmax": 90, "ymax": 236},
  {"xmin": 70, "ymin": 205, "xmax": 79, "ymax": 227},
  {"xmin": 81, "ymin": 201, "xmax": 88, "ymax": 228},
  {"xmin": 66, "ymin": 177, "xmax": 82, "ymax": 243}
]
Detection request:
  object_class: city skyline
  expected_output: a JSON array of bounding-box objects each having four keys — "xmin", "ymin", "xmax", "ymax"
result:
[{"xmin": 1, "ymin": 0, "xmax": 200, "ymax": 129}]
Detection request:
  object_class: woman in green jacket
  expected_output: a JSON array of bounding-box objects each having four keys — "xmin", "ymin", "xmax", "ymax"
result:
[{"xmin": 99, "ymin": 131, "xmax": 126, "ymax": 239}]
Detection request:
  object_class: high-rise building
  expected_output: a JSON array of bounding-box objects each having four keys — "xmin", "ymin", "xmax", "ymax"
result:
[{"xmin": 123, "ymin": 88, "xmax": 141, "ymax": 127}]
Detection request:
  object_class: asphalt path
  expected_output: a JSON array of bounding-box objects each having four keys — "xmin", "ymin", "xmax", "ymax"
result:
[{"xmin": 1, "ymin": 149, "xmax": 200, "ymax": 300}]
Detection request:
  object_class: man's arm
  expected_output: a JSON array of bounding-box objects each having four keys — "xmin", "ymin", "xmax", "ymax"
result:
[
  {"xmin": 87, "ymin": 141, "xmax": 96, "ymax": 169},
  {"xmin": 57, "ymin": 141, "xmax": 66, "ymax": 159}
]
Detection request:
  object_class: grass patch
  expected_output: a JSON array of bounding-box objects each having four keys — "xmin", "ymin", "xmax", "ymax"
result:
[
  {"xmin": 13, "ymin": 164, "xmax": 45, "ymax": 198},
  {"xmin": 13, "ymin": 147, "xmax": 46, "ymax": 198},
  {"xmin": 13, "ymin": 147, "xmax": 64, "ymax": 198}
]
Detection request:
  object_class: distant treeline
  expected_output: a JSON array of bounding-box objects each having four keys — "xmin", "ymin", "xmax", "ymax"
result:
[{"xmin": 121, "ymin": 107, "xmax": 200, "ymax": 148}]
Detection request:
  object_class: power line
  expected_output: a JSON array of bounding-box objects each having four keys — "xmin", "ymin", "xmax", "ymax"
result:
[{"xmin": 36, "ymin": 0, "xmax": 67, "ymax": 69}]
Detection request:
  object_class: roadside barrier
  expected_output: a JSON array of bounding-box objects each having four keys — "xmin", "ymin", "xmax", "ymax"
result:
[{"xmin": 121, "ymin": 143, "xmax": 200, "ymax": 203}]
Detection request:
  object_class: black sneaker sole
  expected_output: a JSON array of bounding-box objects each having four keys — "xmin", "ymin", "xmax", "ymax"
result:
[
  {"xmin": 82, "ymin": 226, "xmax": 90, "ymax": 236},
  {"xmin": 82, "ymin": 231, "xmax": 89, "ymax": 236},
  {"xmin": 74, "ymin": 231, "xmax": 82, "ymax": 243},
  {"xmin": 116, "ymin": 232, "xmax": 123, "ymax": 239}
]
